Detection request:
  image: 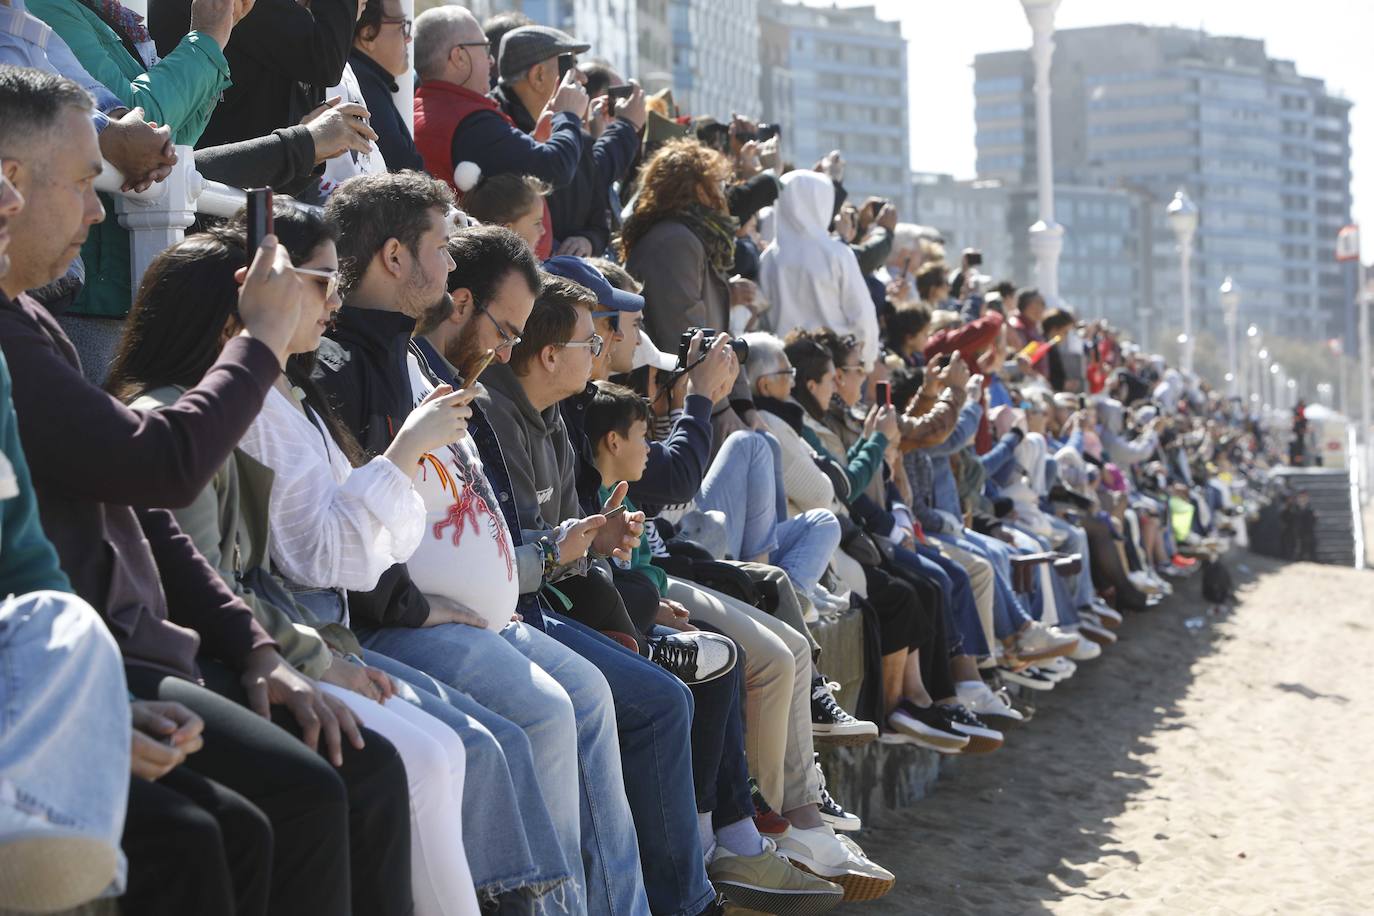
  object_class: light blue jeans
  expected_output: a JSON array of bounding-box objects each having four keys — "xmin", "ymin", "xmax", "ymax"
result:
[
  {"xmin": 360, "ymin": 620, "xmax": 650, "ymax": 916},
  {"xmin": 1046, "ymin": 515, "xmax": 1097, "ymax": 610},
  {"xmin": 0, "ymin": 592, "xmax": 130, "ymax": 896},
  {"xmin": 697, "ymin": 430, "xmax": 842, "ymax": 592},
  {"xmin": 362, "ymin": 651, "xmax": 571, "ymax": 902},
  {"xmin": 291, "ymin": 587, "xmax": 576, "ymax": 904}
]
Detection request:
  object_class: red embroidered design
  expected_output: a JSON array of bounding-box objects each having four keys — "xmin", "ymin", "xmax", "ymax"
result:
[{"xmin": 433, "ymin": 481, "xmax": 514, "ymax": 580}]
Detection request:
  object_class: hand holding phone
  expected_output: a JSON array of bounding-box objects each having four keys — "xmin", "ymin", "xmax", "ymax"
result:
[
  {"xmin": 245, "ymin": 187, "xmax": 273, "ymax": 255},
  {"xmin": 874, "ymin": 380, "xmax": 892, "ymax": 407}
]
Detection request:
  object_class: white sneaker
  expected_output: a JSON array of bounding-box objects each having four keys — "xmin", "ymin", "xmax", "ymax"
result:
[
  {"xmin": 776, "ymin": 825, "xmax": 895, "ymax": 902},
  {"xmin": 1040, "ymin": 655, "xmax": 1078, "ymax": 681},
  {"xmin": 1069, "ymin": 634, "xmax": 1102, "ymax": 661},
  {"xmin": 1088, "ymin": 601, "xmax": 1123, "ymax": 626},
  {"xmin": 1012, "ymin": 621, "xmax": 1079, "ymax": 663},
  {"xmin": 955, "ymin": 680, "xmax": 1026, "ymax": 726},
  {"xmin": 1127, "ymin": 570, "xmax": 1162, "ymax": 594},
  {"xmin": 645, "ymin": 632, "xmax": 737, "ymax": 684}
]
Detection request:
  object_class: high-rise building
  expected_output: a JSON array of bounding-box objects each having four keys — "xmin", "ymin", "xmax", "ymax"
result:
[
  {"xmin": 975, "ymin": 24, "xmax": 1354, "ymax": 344},
  {"xmin": 669, "ymin": 0, "xmax": 761, "ymax": 121},
  {"xmin": 636, "ymin": 0, "xmax": 673, "ymax": 93},
  {"xmin": 759, "ymin": 1, "xmax": 909, "ymax": 212},
  {"xmin": 512, "ymin": 0, "xmax": 639, "ymax": 76},
  {"xmin": 908, "ymin": 173, "xmax": 1152, "ymax": 336}
]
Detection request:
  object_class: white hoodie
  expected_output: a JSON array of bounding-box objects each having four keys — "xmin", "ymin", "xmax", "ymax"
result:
[{"xmin": 758, "ymin": 171, "xmax": 880, "ymax": 368}]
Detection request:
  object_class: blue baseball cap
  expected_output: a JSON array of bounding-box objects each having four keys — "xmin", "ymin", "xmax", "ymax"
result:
[{"xmin": 542, "ymin": 256, "xmax": 645, "ymax": 314}]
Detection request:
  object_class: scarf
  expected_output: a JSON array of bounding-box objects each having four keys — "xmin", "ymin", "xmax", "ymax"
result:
[
  {"xmin": 753, "ymin": 395, "xmax": 804, "ymax": 435},
  {"xmin": 76, "ymin": 0, "xmax": 156, "ymax": 68},
  {"xmin": 673, "ymin": 203, "xmax": 738, "ymax": 277}
]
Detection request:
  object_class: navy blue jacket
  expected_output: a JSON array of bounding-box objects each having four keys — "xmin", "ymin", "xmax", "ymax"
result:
[{"xmin": 350, "ymin": 49, "xmax": 424, "ymax": 172}]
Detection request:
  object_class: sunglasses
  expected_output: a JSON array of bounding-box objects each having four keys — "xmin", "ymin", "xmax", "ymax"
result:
[
  {"xmin": 591, "ymin": 309, "xmax": 620, "ymax": 333},
  {"xmin": 762, "ymin": 367, "xmax": 797, "ymax": 380},
  {"xmin": 292, "ymin": 266, "xmax": 339, "ymax": 302}
]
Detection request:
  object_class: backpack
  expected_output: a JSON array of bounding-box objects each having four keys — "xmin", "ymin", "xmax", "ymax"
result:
[{"xmin": 1201, "ymin": 558, "xmax": 1234, "ymax": 603}]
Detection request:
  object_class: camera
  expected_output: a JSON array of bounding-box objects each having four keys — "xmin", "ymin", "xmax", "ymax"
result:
[{"xmin": 678, "ymin": 328, "xmax": 749, "ymax": 369}]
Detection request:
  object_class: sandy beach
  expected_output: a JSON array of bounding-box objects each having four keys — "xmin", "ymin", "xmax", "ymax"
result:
[{"xmin": 846, "ymin": 550, "xmax": 1374, "ymax": 914}]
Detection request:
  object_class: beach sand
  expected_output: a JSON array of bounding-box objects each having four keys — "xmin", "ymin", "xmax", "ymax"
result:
[{"xmin": 842, "ymin": 551, "xmax": 1374, "ymax": 914}]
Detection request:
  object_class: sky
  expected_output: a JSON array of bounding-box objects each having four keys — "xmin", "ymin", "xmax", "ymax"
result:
[{"xmin": 816, "ymin": 0, "xmax": 1372, "ymax": 260}]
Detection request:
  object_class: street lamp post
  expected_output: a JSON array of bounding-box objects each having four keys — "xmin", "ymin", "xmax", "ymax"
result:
[
  {"xmin": 1220, "ymin": 277, "xmax": 1240, "ymax": 398},
  {"xmin": 1021, "ymin": 0, "xmax": 1064, "ymax": 305},
  {"xmin": 1166, "ymin": 190, "xmax": 1199, "ymax": 375},
  {"xmin": 1246, "ymin": 324, "xmax": 1260, "ymax": 407}
]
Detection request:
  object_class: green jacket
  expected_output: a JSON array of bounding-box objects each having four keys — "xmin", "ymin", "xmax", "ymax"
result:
[
  {"xmin": 0, "ymin": 349, "xmax": 71, "ymax": 597},
  {"xmin": 133, "ymin": 385, "xmax": 360, "ymax": 678},
  {"xmin": 597, "ymin": 486, "xmax": 667, "ymax": 597},
  {"xmin": 28, "ymin": 0, "xmax": 232, "ymax": 318}
]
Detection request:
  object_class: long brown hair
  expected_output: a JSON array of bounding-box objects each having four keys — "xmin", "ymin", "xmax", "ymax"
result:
[{"xmin": 618, "ymin": 138, "xmax": 732, "ymax": 260}]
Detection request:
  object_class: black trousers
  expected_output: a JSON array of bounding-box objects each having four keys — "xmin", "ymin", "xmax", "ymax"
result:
[
  {"xmin": 126, "ymin": 661, "xmax": 412, "ymax": 916},
  {"xmin": 872, "ymin": 558, "xmax": 957, "ymax": 702},
  {"xmin": 556, "ymin": 561, "xmax": 641, "ymax": 637},
  {"xmin": 122, "ymin": 770, "xmax": 271, "ymax": 916}
]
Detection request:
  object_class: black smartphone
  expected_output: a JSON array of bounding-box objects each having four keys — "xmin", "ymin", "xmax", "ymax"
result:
[
  {"xmin": 757, "ymin": 123, "xmax": 780, "ymax": 143},
  {"xmin": 874, "ymin": 380, "xmax": 891, "ymax": 407},
  {"xmin": 602, "ymin": 503, "xmax": 627, "ymax": 520},
  {"xmin": 245, "ymin": 187, "xmax": 273, "ymax": 254},
  {"xmin": 558, "ymin": 54, "xmax": 576, "ymax": 80},
  {"xmin": 606, "ymin": 84, "xmax": 635, "ymax": 102},
  {"xmin": 966, "ymin": 250, "xmax": 983, "ymax": 267}
]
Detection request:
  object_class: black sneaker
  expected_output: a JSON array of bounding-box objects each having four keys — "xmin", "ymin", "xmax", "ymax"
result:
[
  {"xmin": 996, "ymin": 665, "xmax": 1057, "ymax": 692},
  {"xmin": 646, "ymin": 632, "xmax": 737, "ymax": 685},
  {"xmin": 886, "ymin": 700, "xmax": 969, "ymax": 754},
  {"xmin": 814, "ymin": 754, "xmax": 861, "ymax": 832},
  {"xmin": 811, "ymin": 676, "xmax": 878, "ymax": 746},
  {"xmin": 934, "ymin": 704, "xmax": 1003, "ymax": 754}
]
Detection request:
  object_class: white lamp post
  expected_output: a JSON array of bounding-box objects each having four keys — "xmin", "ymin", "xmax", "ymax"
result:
[
  {"xmin": 1166, "ymin": 189, "xmax": 1199, "ymax": 374},
  {"xmin": 1021, "ymin": 0, "xmax": 1064, "ymax": 304},
  {"xmin": 1220, "ymin": 277, "xmax": 1240, "ymax": 398},
  {"xmin": 1247, "ymin": 325, "xmax": 1260, "ymax": 410}
]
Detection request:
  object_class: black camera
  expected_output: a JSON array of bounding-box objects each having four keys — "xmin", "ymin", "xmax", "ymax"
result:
[{"xmin": 678, "ymin": 328, "xmax": 748, "ymax": 369}]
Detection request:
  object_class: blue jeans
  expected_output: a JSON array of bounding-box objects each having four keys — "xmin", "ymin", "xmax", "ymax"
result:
[
  {"xmin": 697, "ymin": 431, "xmax": 840, "ymax": 592},
  {"xmin": 1047, "ymin": 516, "xmax": 1097, "ymax": 609},
  {"xmin": 0, "ymin": 592, "xmax": 130, "ymax": 896},
  {"xmin": 360, "ymin": 651, "xmax": 569, "ymax": 901},
  {"xmin": 542, "ymin": 613, "xmax": 716, "ymax": 916},
  {"xmin": 896, "ymin": 544, "xmax": 987, "ymax": 658},
  {"xmin": 358, "ymin": 622, "xmax": 592, "ymax": 913}
]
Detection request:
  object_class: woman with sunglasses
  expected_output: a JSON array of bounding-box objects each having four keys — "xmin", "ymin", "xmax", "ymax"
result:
[{"xmin": 106, "ymin": 207, "xmax": 505, "ymax": 916}]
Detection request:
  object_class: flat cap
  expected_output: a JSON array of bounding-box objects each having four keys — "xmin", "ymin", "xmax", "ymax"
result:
[{"xmin": 499, "ymin": 25, "xmax": 590, "ymax": 80}]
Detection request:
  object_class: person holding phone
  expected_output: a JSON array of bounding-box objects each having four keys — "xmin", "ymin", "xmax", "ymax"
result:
[{"xmin": 413, "ymin": 10, "xmax": 586, "ymax": 259}]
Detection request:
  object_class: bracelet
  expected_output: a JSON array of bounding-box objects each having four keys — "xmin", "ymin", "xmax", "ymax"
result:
[{"xmin": 537, "ymin": 536, "xmax": 560, "ymax": 579}]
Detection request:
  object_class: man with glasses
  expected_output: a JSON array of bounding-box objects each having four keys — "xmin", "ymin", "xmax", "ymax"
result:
[
  {"xmin": 414, "ymin": 7, "xmax": 587, "ymax": 260},
  {"xmin": 337, "ymin": 0, "xmax": 424, "ymax": 174}
]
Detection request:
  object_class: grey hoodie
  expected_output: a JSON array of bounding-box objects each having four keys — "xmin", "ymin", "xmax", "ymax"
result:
[{"xmin": 477, "ymin": 361, "xmax": 582, "ymax": 540}]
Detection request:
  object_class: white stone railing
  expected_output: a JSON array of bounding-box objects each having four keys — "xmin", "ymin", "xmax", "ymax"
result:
[{"xmin": 95, "ymin": 144, "xmax": 322, "ymax": 301}]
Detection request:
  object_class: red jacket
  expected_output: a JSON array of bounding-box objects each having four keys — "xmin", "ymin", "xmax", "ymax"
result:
[{"xmin": 413, "ymin": 80, "xmax": 554, "ymax": 259}]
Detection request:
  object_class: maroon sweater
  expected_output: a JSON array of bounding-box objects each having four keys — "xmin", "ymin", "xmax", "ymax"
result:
[{"xmin": 0, "ymin": 292, "xmax": 278, "ymax": 679}]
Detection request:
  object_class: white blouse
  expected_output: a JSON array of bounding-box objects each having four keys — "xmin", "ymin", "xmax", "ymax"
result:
[{"xmin": 240, "ymin": 386, "xmax": 425, "ymax": 591}]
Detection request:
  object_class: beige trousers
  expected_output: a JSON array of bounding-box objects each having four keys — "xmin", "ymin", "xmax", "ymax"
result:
[
  {"xmin": 933, "ymin": 540, "xmax": 998, "ymax": 659},
  {"xmin": 664, "ymin": 576, "xmax": 821, "ymax": 812}
]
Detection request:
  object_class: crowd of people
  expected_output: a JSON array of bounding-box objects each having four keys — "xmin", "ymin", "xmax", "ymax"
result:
[{"xmin": 0, "ymin": 1, "xmax": 1273, "ymax": 913}]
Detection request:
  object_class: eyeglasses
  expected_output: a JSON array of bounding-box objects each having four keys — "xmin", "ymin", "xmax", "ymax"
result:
[
  {"xmin": 453, "ymin": 39, "xmax": 490, "ymax": 55},
  {"xmin": 560, "ymin": 333, "xmax": 604, "ymax": 357},
  {"xmin": 478, "ymin": 306, "xmax": 522, "ymax": 351},
  {"xmin": 381, "ymin": 15, "xmax": 412, "ymax": 38},
  {"xmin": 292, "ymin": 266, "xmax": 339, "ymax": 302},
  {"xmin": 762, "ymin": 367, "xmax": 796, "ymax": 380}
]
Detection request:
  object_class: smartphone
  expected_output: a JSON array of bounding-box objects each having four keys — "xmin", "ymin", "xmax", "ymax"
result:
[
  {"xmin": 461, "ymin": 348, "xmax": 498, "ymax": 389},
  {"xmin": 935, "ymin": 353, "xmax": 952, "ymax": 370},
  {"xmin": 602, "ymin": 503, "xmax": 627, "ymax": 520},
  {"xmin": 558, "ymin": 54, "xmax": 576, "ymax": 80},
  {"xmin": 245, "ymin": 187, "xmax": 273, "ymax": 254},
  {"xmin": 965, "ymin": 249, "xmax": 983, "ymax": 267},
  {"xmin": 874, "ymin": 380, "xmax": 891, "ymax": 407},
  {"xmin": 757, "ymin": 123, "xmax": 780, "ymax": 143},
  {"xmin": 1077, "ymin": 395, "xmax": 1087, "ymax": 410},
  {"xmin": 606, "ymin": 84, "xmax": 635, "ymax": 102}
]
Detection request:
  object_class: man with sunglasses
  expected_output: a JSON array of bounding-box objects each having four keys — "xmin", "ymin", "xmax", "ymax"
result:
[{"xmin": 414, "ymin": 8, "xmax": 587, "ymax": 261}]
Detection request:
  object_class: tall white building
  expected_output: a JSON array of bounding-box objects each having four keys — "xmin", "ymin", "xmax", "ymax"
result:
[
  {"xmin": 669, "ymin": 0, "xmax": 761, "ymax": 120},
  {"xmin": 759, "ymin": 1, "xmax": 910, "ymax": 211},
  {"xmin": 507, "ymin": 0, "xmax": 639, "ymax": 77}
]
